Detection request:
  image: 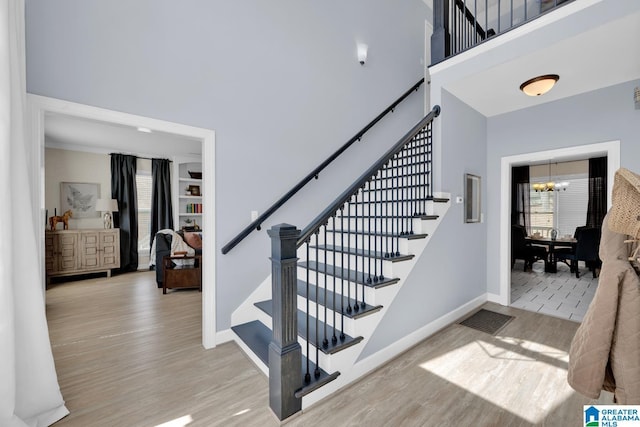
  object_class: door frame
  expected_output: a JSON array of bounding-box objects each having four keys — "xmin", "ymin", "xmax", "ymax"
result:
[
  {"xmin": 498, "ymin": 140, "xmax": 620, "ymax": 306},
  {"xmin": 28, "ymin": 95, "xmax": 218, "ymax": 349}
]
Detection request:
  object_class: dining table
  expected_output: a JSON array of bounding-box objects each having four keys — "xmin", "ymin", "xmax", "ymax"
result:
[{"xmin": 525, "ymin": 236, "xmax": 577, "ymax": 273}]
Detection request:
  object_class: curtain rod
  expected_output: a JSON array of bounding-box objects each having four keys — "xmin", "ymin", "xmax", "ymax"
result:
[{"xmin": 110, "ymin": 153, "xmax": 173, "ymax": 162}]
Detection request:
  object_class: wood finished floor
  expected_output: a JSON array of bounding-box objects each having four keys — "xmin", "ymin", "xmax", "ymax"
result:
[{"xmin": 47, "ymin": 271, "xmax": 611, "ymax": 427}]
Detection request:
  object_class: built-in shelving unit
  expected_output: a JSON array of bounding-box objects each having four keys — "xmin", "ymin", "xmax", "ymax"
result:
[{"xmin": 173, "ymin": 156, "xmax": 203, "ymax": 231}]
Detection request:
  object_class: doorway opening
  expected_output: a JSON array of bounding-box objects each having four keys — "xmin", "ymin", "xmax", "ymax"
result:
[
  {"xmin": 29, "ymin": 95, "xmax": 217, "ymax": 348},
  {"xmin": 499, "ymin": 140, "xmax": 620, "ymax": 318}
]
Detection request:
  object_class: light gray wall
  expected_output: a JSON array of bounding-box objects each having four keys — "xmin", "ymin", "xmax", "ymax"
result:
[
  {"xmin": 361, "ymin": 89, "xmax": 487, "ymax": 357},
  {"xmin": 485, "ymin": 79, "xmax": 640, "ymax": 294},
  {"xmin": 26, "ymin": 1, "xmax": 430, "ymax": 330}
]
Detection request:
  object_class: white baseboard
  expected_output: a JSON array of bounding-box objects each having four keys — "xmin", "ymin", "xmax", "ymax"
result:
[
  {"xmin": 215, "ymin": 328, "xmax": 235, "ymax": 345},
  {"xmin": 301, "ymin": 294, "xmax": 487, "ymax": 408},
  {"xmin": 352, "ymin": 294, "xmax": 486, "ymax": 375},
  {"xmin": 486, "ymin": 292, "xmax": 505, "ymax": 305}
]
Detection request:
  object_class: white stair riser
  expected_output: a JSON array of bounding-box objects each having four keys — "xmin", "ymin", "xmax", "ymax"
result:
[{"xmin": 296, "ymin": 295, "xmax": 361, "ymax": 337}]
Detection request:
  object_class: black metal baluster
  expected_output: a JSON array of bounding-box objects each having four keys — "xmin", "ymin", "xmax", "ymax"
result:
[
  {"xmin": 402, "ymin": 145, "xmax": 408, "ymax": 236},
  {"xmin": 376, "ymin": 169, "xmax": 383, "ymax": 282},
  {"xmin": 420, "ymin": 131, "xmax": 424, "ymax": 205},
  {"xmin": 394, "ymin": 153, "xmax": 400, "ymax": 256},
  {"xmin": 373, "ymin": 173, "xmax": 378, "ymax": 282},
  {"xmin": 411, "ymin": 138, "xmax": 417, "ymax": 217},
  {"xmin": 399, "ymin": 150, "xmax": 405, "ymax": 236},
  {"xmin": 323, "ymin": 225, "xmax": 328, "ymax": 349},
  {"xmin": 382, "ymin": 165, "xmax": 388, "ymax": 259},
  {"xmin": 346, "ymin": 197, "xmax": 352, "ymax": 314},
  {"xmin": 305, "ymin": 240, "xmax": 311, "ymax": 384},
  {"xmin": 332, "ymin": 218, "xmax": 337, "ymax": 345},
  {"xmin": 314, "ymin": 231, "xmax": 320, "ymax": 378},
  {"xmin": 391, "ymin": 156, "xmax": 397, "ymax": 257},
  {"xmin": 428, "ymin": 123, "xmax": 433, "ymax": 199},
  {"xmin": 474, "ymin": 0, "xmax": 478, "ymax": 44},
  {"xmin": 354, "ymin": 190, "xmax": 359, "ymax": 313},
  {"xmin": 368, "ymin": 179, "xmax": 373, "ymax": 285},
  {"xmin": 411, "ymin": 137, "xmax": 416, "ymax": 234},
  {"xmin": 485, "ymin": 0, "xmax": 488, "ymax": 41},
  {"xmin": 510, "ymin": 0, "xmax": 513, "ymax": 27},
  {"xmin": 463, "ymin": 0, "xmax": 467, "ymax": 50},
  {"xmin": 339, "ymin": 206, "xmax": 345, "ymax": 341}
]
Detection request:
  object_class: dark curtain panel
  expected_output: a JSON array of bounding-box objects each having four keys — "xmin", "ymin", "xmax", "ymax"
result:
[
  {"xmin": 511, "ymin": 166, "xmax": 531, "ymax": 233},
  {"xmin": 586, "ymin": 156, "xmax": 607, "ymax": 228},
  {"xmin": 150, "ymin": 158, "xmax": 174, "ymax": 250},
  {"xmin": 111, "ymin": 154, "xmax": 138, "ymax": 272}
]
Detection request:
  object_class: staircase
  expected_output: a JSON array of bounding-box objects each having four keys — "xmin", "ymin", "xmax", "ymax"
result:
[{"xmin": 230, "ymin": 106, "xmax": 448, "ymax": 419}]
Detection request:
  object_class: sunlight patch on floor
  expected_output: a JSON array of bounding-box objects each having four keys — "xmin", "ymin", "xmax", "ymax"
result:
[
  {"xmin": 154, "ymin": 414, "xmax": 193, "ymax": 427},
  {"xmin": 418, "ymin": 338, "xmax": 575, "ymax": 424}
]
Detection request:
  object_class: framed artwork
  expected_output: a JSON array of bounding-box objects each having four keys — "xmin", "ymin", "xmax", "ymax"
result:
[
  {"xmin": 464, "ymin": 174, "xmax": 481, "ymax": 223},
  {"xmin": 188, "ymin": 185, "xmax": 201, "ymax": 196},
  {"xmin": 60, "ymin": 182, "xmax": 100, "ymax": 218}
]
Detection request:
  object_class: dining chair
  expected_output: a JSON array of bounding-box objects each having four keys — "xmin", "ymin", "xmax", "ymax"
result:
[
  {"xmin": 556, "ymin": 227, "xmax": 602, "ymax": 278},
  {"xmin": 511, "ymin": 224, "xmax": 548, "ymax": 271}
]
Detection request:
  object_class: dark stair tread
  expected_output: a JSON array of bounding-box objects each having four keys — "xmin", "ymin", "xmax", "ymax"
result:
[
  {"xmin": 296, "ymin": 279, "xmax": 382, "ymax": 319},
  {"xmin": 371, "ymin": 171, "xmax": 430, "ymax": 180},
  {"xmin": 326, "ymin": 229, "xmax": 428, "ymax": 240},
  {"xmin": 299, "ymin": 260, "xmax": 400, "ymax": 289},
  {"xmin": 255, "ymin": 301, "xmax": 364, "ymax": 354},
  {"xmin": 232, "ymin": 321, "xmax": 270, "ymax": 365},
  {"xmin": 349, "ymin": 197, "xmax": 444, "ymax": 205},
  {"xmin": 379, "ymin": 160, "xmax": 432, "ymax": 169},
  {"xmin": 336, "ymin": 214, "xmax": 439, "ymax": 220},
  {"xmin": 309, "ymin": 244, "xmax": 414, "ymax": 262},
  {"xmin": 361, "ymin": 184, "xmax": 430, "ymax": 192},
  {"xmin": 231, "ymin": 321, "xmax": 339, "ymax": 398}
]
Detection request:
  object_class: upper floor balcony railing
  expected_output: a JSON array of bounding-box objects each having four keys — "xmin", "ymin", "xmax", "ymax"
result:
[{"xmin": 431, "ymin": 0, "xmax": 572, "ymax": 64}]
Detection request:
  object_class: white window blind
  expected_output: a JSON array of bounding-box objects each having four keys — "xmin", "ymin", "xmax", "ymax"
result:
[
  {"xmin": 529, "ymin": 172, "xmax": 589, "ymax": 238},
  {"xmin": 136, "ymin": 173, "xmax": 153, "ymax": 253}
]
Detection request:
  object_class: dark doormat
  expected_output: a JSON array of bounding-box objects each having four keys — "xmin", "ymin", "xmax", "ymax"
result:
[{"xmin": 459, "ymin": 309, "xmax": 514, "ymax": 335}]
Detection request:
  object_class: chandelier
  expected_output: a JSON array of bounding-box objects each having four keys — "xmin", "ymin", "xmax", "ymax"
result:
[{"xmin": 532, "ymin": 161, "xmax": 570, "ymax": 192}]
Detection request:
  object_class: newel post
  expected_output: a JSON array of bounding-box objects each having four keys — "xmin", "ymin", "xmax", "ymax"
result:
[
  {"xmin": 267, "ymin": 224, "xmax": 302, "ymax": 420},
  {"xmin": 431, "ymin": 0, "xmax": 450, "ymax": 64}
]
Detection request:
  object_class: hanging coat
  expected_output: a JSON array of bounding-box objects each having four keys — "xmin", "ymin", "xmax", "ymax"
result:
[{"xmin": 567, "ymin": 213, "xmax": 640, "ymax": 404}]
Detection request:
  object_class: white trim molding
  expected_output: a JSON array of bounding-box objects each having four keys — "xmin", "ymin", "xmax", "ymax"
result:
[
  {"xmin": 499, "ymin": 140, "xmax": 620, "ymax": 306},
  {"xmin": 28, "ymin": 94, "xmax": 218, "ymax": 349}
]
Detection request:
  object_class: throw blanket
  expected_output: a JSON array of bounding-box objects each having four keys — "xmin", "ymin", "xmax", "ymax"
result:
[
  {"xmin": 149, "ymin": 229, "xmax": 195, "ymax": 267},
  {"xmin": 567, "ymin": 212, "xmax": 640, "ymax": 403}
]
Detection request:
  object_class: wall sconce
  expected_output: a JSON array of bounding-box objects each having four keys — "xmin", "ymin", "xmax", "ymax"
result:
[
  {"xmin": 519, "ymin": 74, "xmax": 559, "ymax": 96},
  {"xmin": 635, "ymin": 86, "xmax": 640, "ymax": 110},
  {"xmin": 357, "ymin": 43, "xmax": 368, "ymax": 65}
]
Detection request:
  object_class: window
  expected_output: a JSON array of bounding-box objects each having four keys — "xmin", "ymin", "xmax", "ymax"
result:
[
  {"xmin": 530, "ymin": 173, "xmax": 588, "ymax": 238},
  {"xmin": 136, "ymin": 173, "xmax": 152, "ymax": 254}
]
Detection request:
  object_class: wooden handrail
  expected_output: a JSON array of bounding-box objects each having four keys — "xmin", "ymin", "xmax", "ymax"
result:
[{"xmin": 221, "ymin": 78, "xmax": 425, "ymax": 254}]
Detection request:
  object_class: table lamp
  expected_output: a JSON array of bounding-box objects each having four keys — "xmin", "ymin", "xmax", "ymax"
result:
[{"xmin": 95, "ymin": 198, "xmax": 119, "ymax": 229}]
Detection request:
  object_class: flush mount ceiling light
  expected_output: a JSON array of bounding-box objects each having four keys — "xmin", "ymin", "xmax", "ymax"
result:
[
  {"xmin": 519, "ymin": 74, "xmax": 559, "ymax": 96},
  {"xmin": 137, "ymin": 127, "xmax": 152, "ymax": 133}
]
